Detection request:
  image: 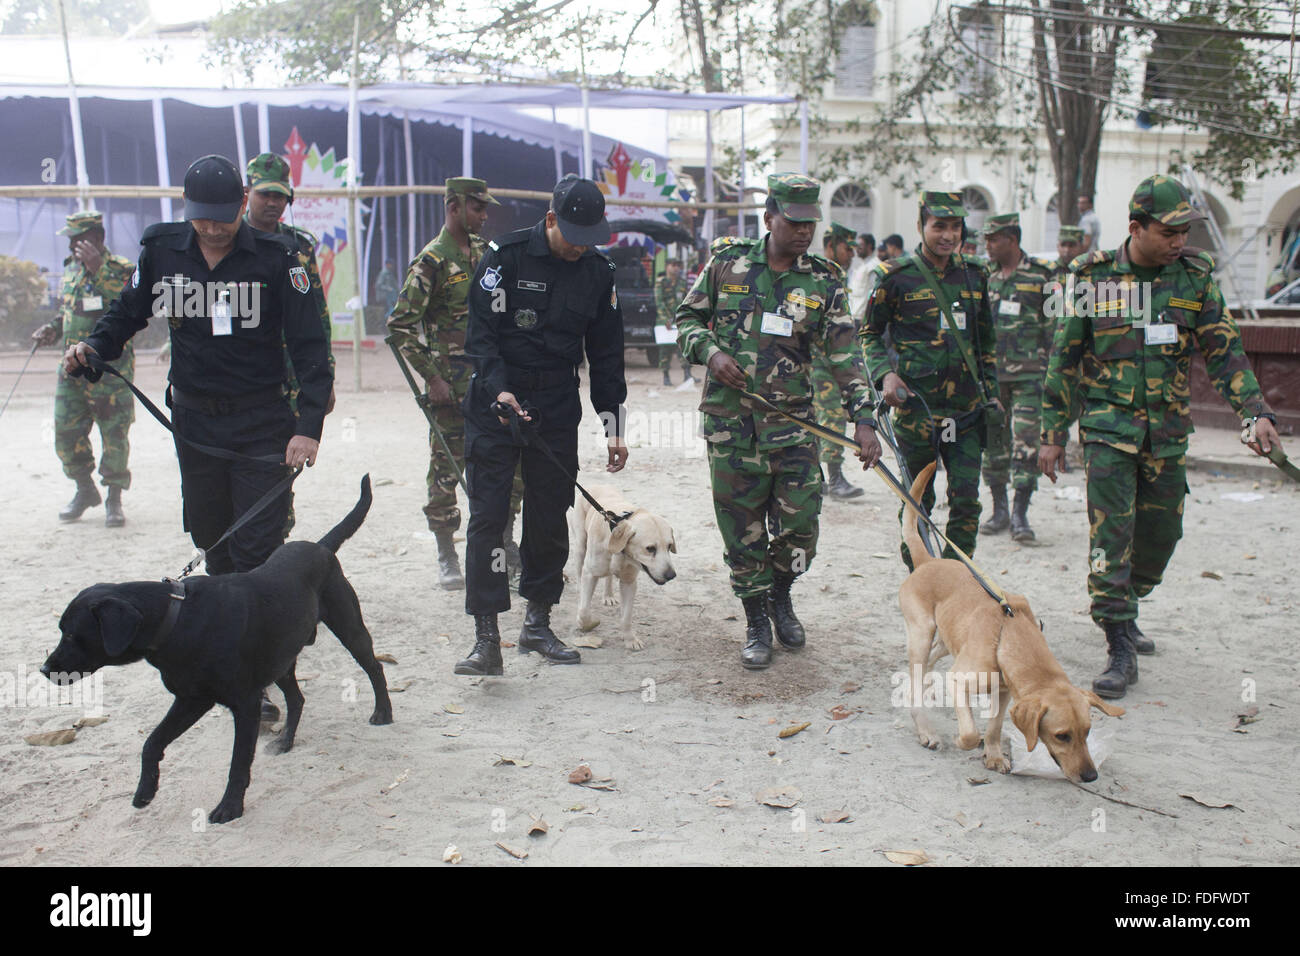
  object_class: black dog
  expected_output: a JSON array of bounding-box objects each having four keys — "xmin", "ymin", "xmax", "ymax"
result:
[{"xmin": 42, "ymin": 475, "xmax": 392, "ymax": 823}]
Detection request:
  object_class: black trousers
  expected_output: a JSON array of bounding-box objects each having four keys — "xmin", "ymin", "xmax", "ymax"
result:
[
  {"xmin": 464, "ymin": 415, "xmax": 579, "ymax": 616},
  {"xmin": 172, "ymin": 400, "xmax": 295, "ymax": 576}
]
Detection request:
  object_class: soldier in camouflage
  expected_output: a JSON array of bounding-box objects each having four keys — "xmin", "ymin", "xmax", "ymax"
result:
[
  {"xmin": 1040, "ymin": 175, "xmax": 1283, "ymax": 699},
  {"xmin": 1047, "ymin": 225, "xmax": 1087, "ymax": 467},
  {"xmin": 32, "ymin": 211, "xmax": 136, "ymax": 526},
  {"xmin": 386, "ymin": 177, "xmax": 523, "ymax": 589},
  {"xmin": 814, "ymin": 220, "xmax": 864, "ymax": 498},
  {"xmin": 862, "ymin": 191, "xmax": 999, "ymax": 569},
  {"xmin": 978, "ymin": 212, "xmax": 1056, "ymax": 542},
  {"xmin": 676, "ymin": 173, "xmax": 881, "ymax": 670},
  {"xmin": 653, "ymin": 258, "xmax": 693, "ymax": 386}
]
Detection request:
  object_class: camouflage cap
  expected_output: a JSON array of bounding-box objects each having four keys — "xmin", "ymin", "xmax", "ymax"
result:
[
  {"xmin": 58, "ymin": 211, "xmax": 103, "ymax": 236},
  {"xmin": 919, "ymin": 190, "xmax": 966, "ymax": 219},
  {"xmin": 981, "ymin": 212, "xmax": 1019, "ymax": 237},
  {"xmin": 445, "ymin": 176, "xmax": 500, "ymax": 206},
  {"xmin": 246, "ymin": 153, "xmax": 293, "ymax": 197},
  {"xmin": 1130, "ymin": 174, "xmax": 1204, "ymax": 226},
  {"xmin": 767, "ymin": 173, "xmax": 822, "ymax": 222},
  {"xmin": 827, "ymin": 220, "xmax": 855, "ymax": 242},
  {"xmin": 1057, "ymin": 225, "xmax": 1085, "ymax": 243}
]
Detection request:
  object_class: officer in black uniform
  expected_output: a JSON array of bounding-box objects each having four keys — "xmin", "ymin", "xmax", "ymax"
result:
[
  {"xmin": 454, "ymin": 175, "xmax": 629, "ymax": 677},
  {"xmin": 63, "ymin": 154, "xmax": 332, "ymax": 576}
]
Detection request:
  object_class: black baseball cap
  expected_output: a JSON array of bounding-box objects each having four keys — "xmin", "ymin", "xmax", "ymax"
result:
[
  {"xmin": 551, "ymin": 174, "xmax": 611, "ymax": 246},
  {"xmin": 184, "ymin": 154, "xmax": 245, "ymax": 223}
]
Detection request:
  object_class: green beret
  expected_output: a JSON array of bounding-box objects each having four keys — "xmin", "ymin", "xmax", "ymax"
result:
[
  {"xmin": 1130, "ymin": 175, "xmax": 1204, "ymax": 226},
  {"xmin": 767, "ymin": 172, "xmax": 822, "ymax": 222}
]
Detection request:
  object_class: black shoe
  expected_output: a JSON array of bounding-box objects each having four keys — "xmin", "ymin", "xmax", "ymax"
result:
[
  {"xmin": 59, "ymin": 476, "xmax": 101, "ymax": 522},
  {"xmin": 662, "ymin": 369, "xmax": 672, "ymax": 387},
  {"xmin": 104, "ymin": 486, "xmax": 126, "ymax": 528},
  {"xmin": 1092, "ymin": 620, "xmax": 1139, "ymax": 699},
  {"xmin": 768, "ymin": 571, "xmax": 806, "ymax": 650},
  {"xmin": 981, "ymin": 484, "xmax": 1009, "ymax": 534},
  {"xmin": 434, "ymin": 530, "xmax": 464, "ymax": 590},
  {"xmin": 260, "ymin": 690, "xmax": 280, "ymax": 722},
  {"xmin": 826, "ymin": 462, "xmax": 864, "ymax": 499},
  {"xmin": 518, "ymin": 601, "xmax": 580, "ymax": 663},
  {"xmin": 682, "ymin": 368, "xmax": 696, "ymax": 384},
  {"xmin": 454, "ymin": 615, "xmax": 504, "ymax": 676},
  {"xmin": 740, "ymin": 594, "xmax": 773, "ymax": 670},
  {"xmin": 1010, "ymin": 488, "xmax": 1035, "ymax": 543},
  {"xmin": 1128, "ymin": 620, "xmax": 1155, "ymax": 655}
]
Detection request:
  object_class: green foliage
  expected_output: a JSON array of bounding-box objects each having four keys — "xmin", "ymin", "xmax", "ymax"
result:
[
  {"xmin": 1, "ymin": 0, "xmax": 149, "ymax": 36},
  {"xmin": 0, "ymin": 256, "xmax": 50, "ymax": 344}
]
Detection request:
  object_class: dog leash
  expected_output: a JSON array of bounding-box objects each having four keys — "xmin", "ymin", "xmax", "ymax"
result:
[
  {"xmin": 491, "ymin": 400, "xmax": 631, "ymax": 532},
  {"xmin": 0, "ymin": 340, "xmax": 40, "ymax": 422},
  {"xmin": 385, "ymin": 337, "xmax": 469, "ymax": 495},
  {"xmin": 737, "ymin": 385, "xmax": 1014, "ymax": 616},
  {"xmin": 71, "ymin": 353, "xmax": 304, "ymax": 579}
]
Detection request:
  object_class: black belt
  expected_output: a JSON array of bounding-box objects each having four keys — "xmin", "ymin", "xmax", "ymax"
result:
[
  {"xmin": 506, "ymin": 366, "xmax": 578, "ymax": 391},
  {"xmin": 170, "ymin": 384, "xmax": 286, "ymax": 416}
]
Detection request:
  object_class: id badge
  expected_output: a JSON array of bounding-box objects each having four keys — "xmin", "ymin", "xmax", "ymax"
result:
[
  {"xmin": 998, "ymin": 299, "xmax": 1021, "ymax": 317},
  {"xmin": 951, "ymin": 309, "xmax": 968, "ymax": 331},
  {"xmin": 1144, "ymin": 323, "xmax": 1177, "ymax": 346},
  {"xmin": 81, "ymin": 295, "xmax": 103, "ymax": 311},
  {"xmin": 211, "ymin": 298, "xmax": 233, "ymax": 336},
  {"xmin": 760, "ymin": 311, "xmax": 793, "ymax": 337}
]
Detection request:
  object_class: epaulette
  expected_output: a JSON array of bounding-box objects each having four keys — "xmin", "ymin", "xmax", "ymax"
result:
[
  {"xmin": 872, "ymin": 255, "xmax": 904, "ymax": 278},
  {"xmin": 806, "ymin": 252, "xmax": 844, "ymax": 281},
  {"xmin": 1068, "ymin": 248, "xmax": 1113, "ymax": 275},
  {"xmin": 1180, "ymin": 246, "xmax": 1215, "ymax": 274},
  {"xmin": 486, "ymin": 227, "xmax": 532, "ymax": 253},
  {"xmin": 140, "ymin": 221, "xmax": 192, "ymax": 244},
  {"xmin": 709, "ymin": 236, "xmax": 755, "ymax": 258},
  {"xmin": 1025, "ymin": 256, "xmax": 1056, "ymax": 276}
]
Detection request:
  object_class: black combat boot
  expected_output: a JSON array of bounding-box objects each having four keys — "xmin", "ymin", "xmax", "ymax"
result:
[
  {"xmin": 1010, "ymin": 488, "xmax": 1035, "ymax": 543},
  {"xmin": 740, "ymin": 594, "xmax": 774, "ymax": 670},
  {"xmin": 518, "ymin": 601, "xmax": 580, "ymax": 663},
  {"xmin": 980, "ymin": 484, "xmax": 1009, "ymax": 534},
  {"xmin": 434, "ymin": 530, "xmax": 464, "ymax": 590},
  {"xmin": 104, "ymin": 486, "xmax": 125, "ymax": 528},
  {"xmin": 826, "ymin": 462, "xmax": 864, "ymax": 499},
  {"xmin": 768, "ymin": 571, "xmax": 806, "ymax": 650},
  {"xmin": 1128, "ymin": 620, "xmax": 1155, "ymax": 655},
  {"xmin": 59, "ymin": 474, "xmax": 101, "ymax": 522},
  {"xmin": 1092, "ymin": 620, "xmax": 1139, "ymax": 699},
  {"xmin": 454, "ymin": 615, "xmax": 504, "ymax": 676},
  {"xmin": 682, "ymin": 364, "xmax": 696, "ymax": 384},
  {"xmin": 662, "ymin": 368, "xmax": 672, "ymax": 387}
]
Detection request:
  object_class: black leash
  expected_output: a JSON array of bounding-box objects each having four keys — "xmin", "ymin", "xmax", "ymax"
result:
[
  {"xmin": 0, "ymin": 340, "xmax": 40, "ymax": 421},
  {"xmin": 71, "ymin": 354, "xmax": 302, "ymax": 579},
  {"xmin": 491, "ymin": 401, "xmax": 631, "ymax": 532}
]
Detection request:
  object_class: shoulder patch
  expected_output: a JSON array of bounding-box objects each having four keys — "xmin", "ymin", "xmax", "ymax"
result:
[
  {"xmin": 1180, "ymin": 246, "xmax": 1215, "ymax": 273},
  {"xmin": 140, "ymin": 221, "xmax": 191, "ymax": 245}
]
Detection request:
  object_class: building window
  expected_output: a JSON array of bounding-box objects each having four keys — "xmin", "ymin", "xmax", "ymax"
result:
[
  {"xmin": 961, "ymin": 186, "xmax": 991, "ymax": 237},
  {"xmin": 956, "ymin": 6, "xmax": 1000, "ymax": 95},
  {"xmin": 835, "ymin": 25, "xmax": 877, "ymax": 97},
  {"xmin": 831, "ymin": 182, "xmax": 873, "ymax": 235}
]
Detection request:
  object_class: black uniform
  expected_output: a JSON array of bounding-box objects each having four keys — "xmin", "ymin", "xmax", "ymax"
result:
[
  {"xmin": 83, "ymin": 221, "xmax": 332, "ymax": 574},
  {"xmin": 463, "ymin": 219, "xmax": 626, "ymax": 614}
]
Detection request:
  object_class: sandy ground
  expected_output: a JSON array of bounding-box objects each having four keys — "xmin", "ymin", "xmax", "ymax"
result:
[{"xmin": 1, "ymin": 347, "xmax": 1297, "ymax": 867}]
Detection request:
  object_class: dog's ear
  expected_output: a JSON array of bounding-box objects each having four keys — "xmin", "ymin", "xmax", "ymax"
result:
[
  {"xmin": 1078, "ymin": 687, "xmax": 1125, "ymax": 717},
  {"xmin": 609, "ymin": 519, "xmax": 635, "ymax": 554},
  {"xmin": 1011, "ymin": 696, "xmax": 1048, "ymax": 752},
  {"xmin": 668, "ymin": 527, "xmax": 677, "ymax": 554},
  {"xmin": 93, "ymin": 598, "xmax": 143, "ymax": 657}
]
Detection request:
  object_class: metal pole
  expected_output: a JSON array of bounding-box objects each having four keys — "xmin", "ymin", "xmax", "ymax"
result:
[
  {"xmin": 403, "ymin": 112, "xmax": 415, "ymax": 263},
  {"xmin": 257, "ymin": 103, "xmax": 269, "ymax": 153},
  {"xmin": 347, "ymin": 11, "xmax": 364, "ymax": 391},
  {"xmin": 232, "ymin": 103, "xmax": 247, "ymax": 173},
  {"xmin": 151, "ymin": 97, "xmax": 172, "ymax": 222},
  {"xmin": 704, "ymin": 110, "xmax": 715, "ymax": 238},
  {"xmin": 56, "ymin": 0, "xmax": 90, "ymax": 212},
  {"xmin": 462, "ymin": 114, "xmax": 473, "ymax": 177},
  {"xmin": 738, "ymin": 107, "xmax": 746, "ymax": 238},
  {"xmin": 799, "ymin": 99, "xmax": 809, "ymax": 175},
  {"xmin": 579, "ymin": 20, "xmax": 593, "ymax": 179},
  {"xmin": 551, "ymin": 106, "xmax": 564, "ymax": 182}
]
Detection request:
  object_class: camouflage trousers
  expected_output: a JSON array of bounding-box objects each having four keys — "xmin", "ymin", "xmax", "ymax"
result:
[
  {"xmin": 656, "ymin": 320, "xmax": 690, "ymax": 373},
  {"xmin": 707, "ymin": 438, "xmax": 822, "ymax": 599},
  {"xmin": 1084, "ymin": 443, "xmax": 1186, "ymax": 624},
  {"xmin": 981, "ymin": 378, "xmax": 1043, "ymax": 491},
  {"xmin": 812, "ymin": 357, "xmax": 849, "ymax": 465},
  {"xmin": 894, "ymin": 409, "xmax": 983, "ymax": 569},
  {"xmin": 54, "ymin": 360, "xmax": 135, "ymax": 489},
  {"xmin": 425, "ymin": 361, "xmax": 522, "ymax": 532}
]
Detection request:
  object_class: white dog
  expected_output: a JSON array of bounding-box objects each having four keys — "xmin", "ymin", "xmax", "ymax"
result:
[{"xmin": 570, "ymin": 484, "xmax": 676, "ymax": 650}]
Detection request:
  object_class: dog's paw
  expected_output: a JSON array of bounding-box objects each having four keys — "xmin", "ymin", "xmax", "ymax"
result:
[
  {"xmin": 624, "ymin": 635, "xmax": 646, "ymax": 651},
  {"xmin": 265, "ymin": 735, "xmax": 294, "ymax": 755},
  {"xmin": 916, "ymin": 731, "xmax": 942, "ymax": 751},
  {"xmin": 576, "ymin": 614, "xmax": 601, "ymax": 632},
  {"xmin": 983, "ymin": 751, "xmax": 1011, "ymax": 774},
  {"xmin": 208, "ymin": 798, "xmax": 244, "ymax": 824},
  {"xmin": 956, "ymin": 731, "xmax": 982, "ymax": 751},
  {"xmin": 601, "ymin": 595, "xmax": 620, "ymax": 608},
  {"xmin": 131, "ymin": 788, "xmax": 156, "ymax": 809},
  {"xmin": 369, "ymin": 706, "xmax": 393, "ymax": 726}
]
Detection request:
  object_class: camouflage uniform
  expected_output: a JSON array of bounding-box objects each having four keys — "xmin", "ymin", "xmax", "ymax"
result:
[
  {"xmin": 653, "ymin": 271, "xmax": 690, "ymax": 375},
  {"xmin": 861, "ymin": 192, "xmax": 997, "ymax": 568},
  {"xmin": 386, "ymin": 183, "xmax": 522, "ymax": 532},
  {"xmin": 813, "ymin": 220, "xmax": 856, "ymax": 467},
  {"xmin": 52, "ymin": 217, "xmax": 136, "ymax": 490},
  {"xmin": 676, "ymin": 177, "xmax": 873, "ymax": 600},
  {"xmin": 980, "ymin": 216, "xmax": 1055, "ymax": 493},
  {"xmin": 1042, "ymin": 177, "xmax": 1274, "ymax": 629}
]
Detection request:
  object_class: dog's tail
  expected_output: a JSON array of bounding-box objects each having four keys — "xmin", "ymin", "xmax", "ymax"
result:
[
  {"xmin": 902, "ymin": 461, "xmax": 938, "ymax": 569},
  {"xmin": 318, "ymin": 474, "xmax": 372, "ymax": 554}
]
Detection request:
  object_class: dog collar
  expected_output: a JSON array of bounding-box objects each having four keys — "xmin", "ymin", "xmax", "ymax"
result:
[{"xmin": 144, "ymin": 579, "xmax": 188, "ymax": 651}]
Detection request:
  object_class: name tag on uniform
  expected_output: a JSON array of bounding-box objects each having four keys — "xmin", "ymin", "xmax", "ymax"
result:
[
  {"xmin": 950, "ymin": 309, "xmax": 968, "ymax": 331},
  {"xmin": 998, "ymin": 299, "xmax": 1021, "ymax": 317},
  {"xmin": 211, "ymin": 298, "xmax": 233, "ymax": 336},
  {"xmin": 517, "ymin": 279, "xmax": 547, "ymax": 292},
  {"xmin": 760, "ymin": 312, "xmax": 793, "ymax": 337},
  {"xmin": 81, "ymin": 295, "xmax": 103, "ymax": 311},
  {"xmin": 1145, "ymin": 323, "xmax": 1177, "ymax": 346}
]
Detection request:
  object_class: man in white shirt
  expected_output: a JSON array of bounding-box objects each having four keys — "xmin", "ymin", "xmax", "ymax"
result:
[
  {"xmin": 848, "ymin": 233, "xmax": 879, "ymax": 324},
  {"xmin": 1077, "ymin": 194, "xmax": 1102, "ymax": 253}
]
